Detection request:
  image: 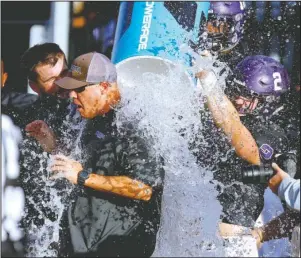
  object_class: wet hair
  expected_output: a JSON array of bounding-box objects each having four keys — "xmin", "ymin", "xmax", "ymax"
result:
[{"xmin": 20, "ymin": 43, "xmax": 67, "ymax": 82}]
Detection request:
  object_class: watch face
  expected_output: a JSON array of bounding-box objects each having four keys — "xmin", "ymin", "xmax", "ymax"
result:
[
  {"xmin": 78, "ymin": 170, "xmax": 90, "ymax": 186},
  {"xmin": 81, "ymin": 170, "xmax": 90, "ymax": 179}
]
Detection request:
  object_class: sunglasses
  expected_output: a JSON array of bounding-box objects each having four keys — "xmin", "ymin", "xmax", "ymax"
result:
[
  {"xmin": 73, "ymin": 82, "xmax": 111, "ymax": 94},
  {"xmin": 73, "ymin": 84, "xmax": 95, "ymax": 93}
]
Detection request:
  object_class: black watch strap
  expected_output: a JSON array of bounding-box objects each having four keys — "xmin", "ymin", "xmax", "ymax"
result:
[{"xmin": 77, "ymin": 170, "xmax": 90, "ymax": 186}]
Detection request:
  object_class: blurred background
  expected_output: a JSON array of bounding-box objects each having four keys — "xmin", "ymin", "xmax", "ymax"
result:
[
  {"xmin": 1, "ymin": 1, "xmax": 120, "ymax": 93},
  {"xmin": 1, "ymin": 1, "xmax": 300, "ymax": 94}
]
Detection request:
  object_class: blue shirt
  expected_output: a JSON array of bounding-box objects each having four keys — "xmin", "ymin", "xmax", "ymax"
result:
[{"xmin": 278, "ymin": 177, "xmax": 300, "ymax": 211}]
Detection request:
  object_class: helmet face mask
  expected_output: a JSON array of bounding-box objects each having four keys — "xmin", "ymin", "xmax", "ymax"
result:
[
  {"xmin": 196, "ymin": 2, "xmax": 245, "ymax": 54},
  {"xmin": 226, "ymin": 79, "xmax": 265, "ymax": 115},
  {"xmin": 206, "ymin": 13, "xmax": 239, "ymax": 52},
  {"xmin": 233, "ymin": 96, "xmax": 261, "ymax": 115}
]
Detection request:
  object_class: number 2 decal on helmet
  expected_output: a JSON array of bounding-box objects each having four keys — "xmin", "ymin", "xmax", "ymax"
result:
[
  {"xmin": 273, "ymin": 72, "xmax": 282, "ymax": 91},
  {"xmin": 239, "ymin": 1, "xmax": 246, "ymax": 10}
]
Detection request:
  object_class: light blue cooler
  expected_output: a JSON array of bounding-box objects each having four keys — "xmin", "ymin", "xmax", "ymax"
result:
[{"xmin": 112, "ymin": 1, "xmax": 210, "ymax": 86}]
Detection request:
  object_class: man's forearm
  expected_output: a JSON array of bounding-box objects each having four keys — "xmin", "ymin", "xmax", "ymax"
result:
[
  {"xmin": 206, "ymin": 95, "xmax": 237, "ymax": 133},
  {"xmin": 84, "ymin": 174, "xmax": 152, "ymax": 201},
  {"xmin": 207, "ymin": 95, "xmax": 260, "ymax": 165}
]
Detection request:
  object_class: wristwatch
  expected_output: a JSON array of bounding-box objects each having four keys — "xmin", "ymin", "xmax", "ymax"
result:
[{"xmin": 77, "ymin": 170, "xmax": 90, "ymax": 186}]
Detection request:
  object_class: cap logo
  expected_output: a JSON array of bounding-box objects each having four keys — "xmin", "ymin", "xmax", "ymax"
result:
[
  {"xmin": 259, "ymin": 143, "xmax": 274, "ymax": 160},
  {"xmin": 71, "ymin": 64, "xmax": 82, "ymax": 75}
]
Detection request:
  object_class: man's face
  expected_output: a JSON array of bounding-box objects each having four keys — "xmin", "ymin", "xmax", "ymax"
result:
[
  {"xmin": 69, "ymin": 83, "xmax": 112, "ymax": 119},
  {"xmin": 233, "ymin": 96, "xmax": 259, "ymax": 115},
  {"xmin": 32, "ymin": 56, "xmax": 68, "ymax": 97},
  {"xmin": 207, "ymin": 20, "xmax": 228, "ymax": 34}
]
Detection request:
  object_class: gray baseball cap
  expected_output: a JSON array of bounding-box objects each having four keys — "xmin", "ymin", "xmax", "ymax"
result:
[{"xmin": 56, "ymin": 52, "xmax": 117, "ymax": 90}]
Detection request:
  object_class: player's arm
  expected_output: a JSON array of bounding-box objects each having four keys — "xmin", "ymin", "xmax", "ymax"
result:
[{"xmin": 197, "ymin": 70, "xmax": 260, "ymax": 165}]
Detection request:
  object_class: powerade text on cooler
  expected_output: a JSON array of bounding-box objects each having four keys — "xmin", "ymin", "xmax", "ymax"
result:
[{"xmin": 112, "ymin": 1, "xmax": 210, "ymax": 66}]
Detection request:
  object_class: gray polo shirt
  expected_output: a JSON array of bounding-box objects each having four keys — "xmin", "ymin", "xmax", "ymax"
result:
[{"xmin": 64, "ymin": 111, "xmax": 164, "ymax": 255}]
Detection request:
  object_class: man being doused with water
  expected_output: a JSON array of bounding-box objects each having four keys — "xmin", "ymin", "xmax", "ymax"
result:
[
  {"xmin": 45, "ymin": 52, "xmax": 164, "ymax": 257},
  {"xmin": 195, "ymin": 56, "xmax": 299, "ymax": 254}
]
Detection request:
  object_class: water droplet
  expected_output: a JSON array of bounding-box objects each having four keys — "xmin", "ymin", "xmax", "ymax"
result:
[{"xmin": 117, "ymin": 57, "xmax": 229, "ymax": 256}]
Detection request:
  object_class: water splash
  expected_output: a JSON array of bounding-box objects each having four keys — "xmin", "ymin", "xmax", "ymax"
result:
[
  {"xmin": 115, "ymin": 60, "xmax": 225, "ymax": 256},
  {"xmin": 21, "ymin": 111, "xmax": 87, "ymax": 257}
]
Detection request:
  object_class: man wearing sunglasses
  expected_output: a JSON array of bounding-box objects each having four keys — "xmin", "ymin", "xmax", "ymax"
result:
[{"xmin": 49, "ymin": 52, "xmax": 164, "ymax": 257}]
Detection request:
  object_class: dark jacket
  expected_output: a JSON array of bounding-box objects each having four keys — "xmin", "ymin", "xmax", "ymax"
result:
[
  {"xmin": 60, "ymin": 111, "xmax": 164, "ymax": 257},
  {"xmin": 1, "ymin": 89, "xmax": 39, "ymax": 129},
  {"xmin": 1, "ymin": 89, "xmax": 39, "ymax": 108},
  {"xmin": 4, "ymin": 91, "xmax": 75, "ymax": 256},
  {"xmin": 1, "ymin": 89, "xmax": 71, "ymax": 136}
]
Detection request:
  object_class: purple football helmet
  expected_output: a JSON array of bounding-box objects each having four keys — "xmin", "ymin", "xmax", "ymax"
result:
[
  {"xmin": 198, "ymin": 1, "xmax": 246, "ymax": 53},
  {"xmin": 234, "ymin": 55, "xmax": 290, "ymax": 97}
]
